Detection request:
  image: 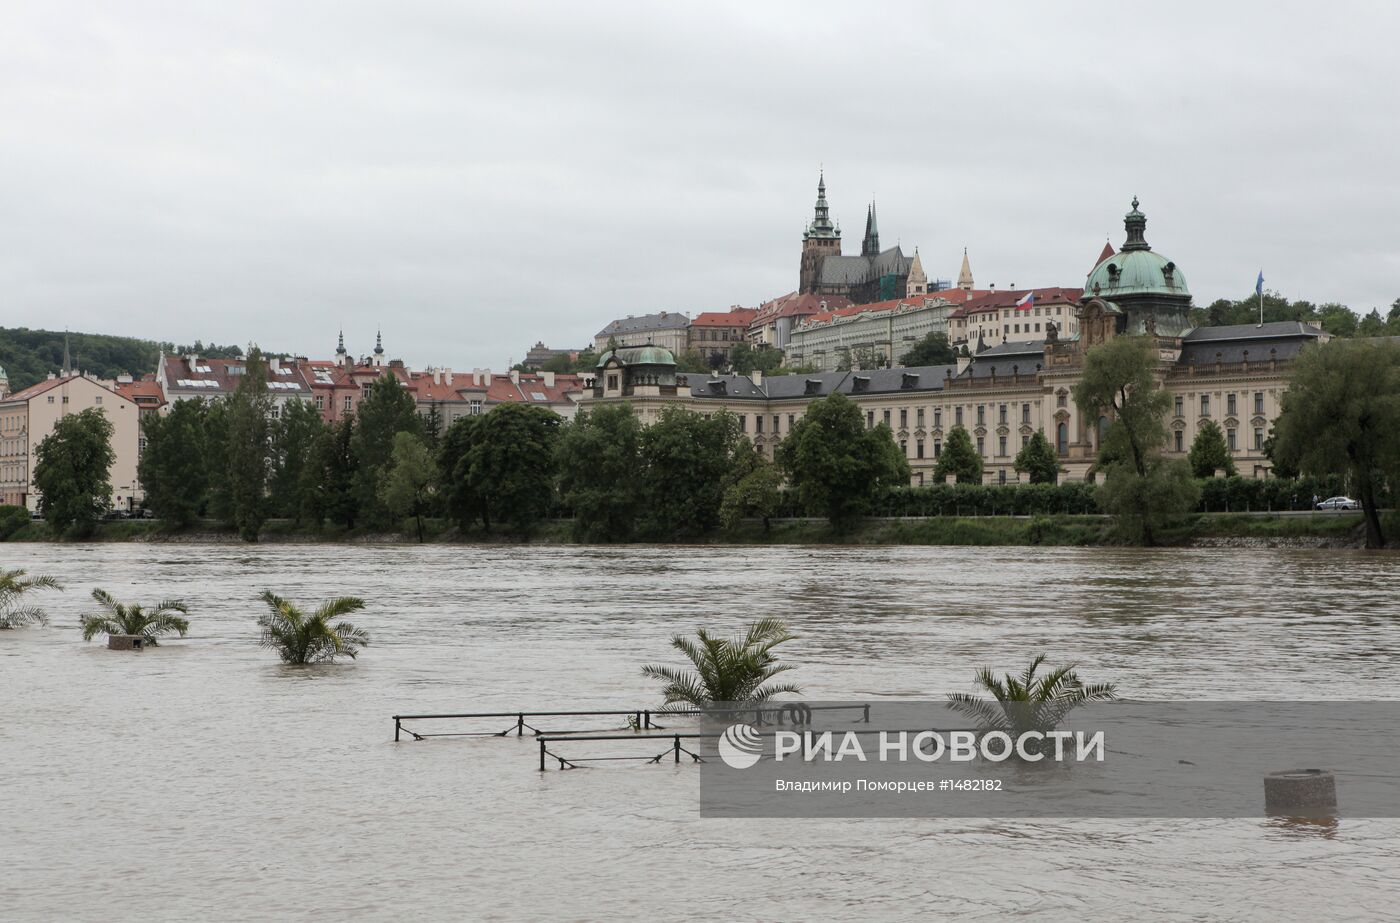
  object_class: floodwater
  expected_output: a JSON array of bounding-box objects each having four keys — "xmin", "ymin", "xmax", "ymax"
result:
[{"xmin": 3, "ymin": 543, "xmax": 1399, "ymax": 921}]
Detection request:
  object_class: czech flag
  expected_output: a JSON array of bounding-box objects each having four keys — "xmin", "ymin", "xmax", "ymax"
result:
[{"xmin": 1015, "ymin": 291, "xmax": 1036, "ymax": 311}]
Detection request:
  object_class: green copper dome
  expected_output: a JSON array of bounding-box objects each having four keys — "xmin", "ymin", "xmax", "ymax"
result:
[
  {"xmin": 1084, "ymin": 198, "xmax": 1190, "ymax": 300},
  {"xmin": 596, "ymin": 344, "xmax": 676, "ymax": 368}
]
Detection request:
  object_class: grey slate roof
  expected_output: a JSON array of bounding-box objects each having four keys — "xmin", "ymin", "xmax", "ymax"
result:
[
  {"xmin": 817, "ymin": 247, "xmax": 912, "ymax": 286},
  {"xmin": 596, "ymin": 312, "xmax": 690, "ymax": 338},
  {"xmin": 691, "ymin": 364, "xmax": 958, "ymax": 401},
  {"xmin": 1179, "ymin": 322, "xmax": 1323, "ymax": 366}
]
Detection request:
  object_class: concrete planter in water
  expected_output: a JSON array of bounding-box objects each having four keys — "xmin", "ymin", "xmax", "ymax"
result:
[{"xmin": 107, "ymin": 634, "xmax": 147, "ymax": 651}]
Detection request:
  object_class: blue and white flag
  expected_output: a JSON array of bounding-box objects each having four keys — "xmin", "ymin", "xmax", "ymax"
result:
[{"xmin": 1255, "ymin": 270, "xmax": 1265, "ymax": 296}]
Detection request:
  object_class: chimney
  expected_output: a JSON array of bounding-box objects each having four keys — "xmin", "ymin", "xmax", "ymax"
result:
[
  {"xmin": 509, "ymin": 368, "xmax": 520, "ymax": 384},
  {"xmin": 542, "ymin": 371, "xmax": 555, "ymax": 387},
  {"xmin": 269, "ymin": 356, "xmax": 280, "ymax": 372},
  {"xmin": 750, "ymin": 370, "xmax": 763, "ymax": 387},
  {"xmin": 956, "ymin": 351, "xmax": 972, "ymax": 374},
  {"xmin": 433, "ymin": 368, "xmax": 442, "ymax": 385},
  {"xmin": 444, "ymin": 367, "xmax": 453, "ymax": 386},
  {"xmin": 117, "ymin": 373, "xmax": 133, "ymax": 384}
]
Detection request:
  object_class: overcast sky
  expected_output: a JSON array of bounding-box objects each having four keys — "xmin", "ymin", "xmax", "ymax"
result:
[{"xmin": 4, "ymin": 1, "xmax": 1397, "ymax": 370}]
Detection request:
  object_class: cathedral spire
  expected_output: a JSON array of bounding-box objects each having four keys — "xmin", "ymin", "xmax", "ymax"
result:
[
  {"xmin": 62, "ymin": 333, "xmax": 73, "ymax": 377},
  {"xmin": 861, "ymin": 201, "xmax": 880, "ymax": 257},
  {"xmin": 374, "ymin": 328, "xmax": 384, "ymax": 357},
  {"xmin": 957, "ymin": 248, "xmax": 975, "ymax": 291},
  {"xmin": 336, "ymin": 329, "xmax": 347, "ymax": 356},
  {"xmin": 806, "ymin": 170, "xmax": 838, "ymax": 240}
]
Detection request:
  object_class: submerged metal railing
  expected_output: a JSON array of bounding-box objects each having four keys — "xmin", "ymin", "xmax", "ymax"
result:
[{"xmin": 392, "ymin": 703, "xmax": 872, "ymax": 742}]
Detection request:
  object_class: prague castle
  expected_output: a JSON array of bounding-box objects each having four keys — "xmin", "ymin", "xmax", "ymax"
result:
[{"xmin": 589, "ymin": 198, "xmax": 1327, "ymax": 484}]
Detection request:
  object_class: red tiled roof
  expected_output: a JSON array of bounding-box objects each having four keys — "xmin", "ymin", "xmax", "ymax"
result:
[
  {"xmin": 799, "ymin": 289, "xmax": 983, "ymax": 327},
  {"xmin": 2, "ymin": 377, "xmax": 69, "ymax": 404},
  {"xmin": 751, "ymin": 291, "xmax": 855, "ymax": 325},
  {"xmin": 1095, "ymin": 241, "xmax": 1115, "ymax": 269},
  {"xmin": 948, "ymin": 287, "xmax": 1084, "ymax": 318},
  {"xmin": 692, "ymin": 308, "xmax": 758, "ymax": 327},
  {"xmin": 114, "ymin": 379, "xmax": 165, "ymax": 406}
]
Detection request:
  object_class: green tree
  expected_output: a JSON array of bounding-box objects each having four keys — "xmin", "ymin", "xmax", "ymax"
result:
[
  {"xmin": 351, "ymin": 375, "xmax": 423, "ymax": 529},
  {"xmin": 80, "ymin": 588, "xmax": 189, "ymax": 646},
  {"xmin": 674, "ymin": 349, "xmax": 712, "ymax": 374},
  {"xmin": 720, "ymin": 441, "xmax": 783, "ymax": 531},
  {"xmin": 1316, "ymin": 303, "xmax": 1358, "ymax": 338},
  {"xmin": 225, "ymin": 349, "xmax": 272, "ymax": 541},
  {"xmin": 1187, "ymin": 419, "xmax": 1235, "ymax": 478},
  {"xmin": 1262, "ymin": 423, "xmax": 1298, "ymax": 480},
  {"xmin": 641, "ymin": 618, "xmax": 800, "ymax": 711},
  {"xmin": 381, "ymin": 431, "xmax": 437, "ymax": 542},
  {"xmin": 638, "ymin": 406, "xmax": 739, "ymax": 537},
  {"xmin": 138, "ymin": 399, "xmax": 209, "ymax": 526},
  {"xmin": 0, "ymin": 568, "xmax": 63, "ymax": 629},
  {"xmin": 556, "ymin": 404, "xmax": 644, "ymax": 541},
  {"xmin": 900, "ymin": 331, "xmax": 956, "ymax": 367},
  {"xmin": 438, "ymin": 414, "xmax": 485, "ymax": 531},
  {"xmin": 256, "ymin": 591, "xmax": 368, "ymax": 664},
  {"xmin": 305, "ymin": 416, "xmax": 358, "ymax": 528},
  {"xmin": 1073, "ymin": 336, "xmax": 1198, "ymax": 545},
  {"xmin": 1271, "ymin": 338, "xmax": 1400, "ymax": 548},
  {"xmin": 776, "ymin": 392, "xmax": 910, "ymax": 529},
  {"xmin": 201, "ymin": 398, "xmax": 233, "ymax": 524},
  {"xmin": 729, "ymin": 342, "xmax": 784, "ymax": 375},
  {"xmin": 422, "ymin": 401, "xmax": 444, "ymax": 449},
  {"xmin": 465, "ymin": 403, "xmax": 561, "ymax": 534},
  {"xmin": 934, "ymin": 425, "xmax": 983, "ymax": 484},
  {"xmin": 33, "ymin": 407, "xmax": 114, "ymax": 537},
  {"xmin": 1013, "ymin": 430, "xmax": 1060, "ymax": 484},
  {"xmin": 268, "ymin": 399, "xmax": 325, "ymax": 523},
  {"xmin": 946, "ymin": 654, "xmax": 1118, "ymax": 744}
]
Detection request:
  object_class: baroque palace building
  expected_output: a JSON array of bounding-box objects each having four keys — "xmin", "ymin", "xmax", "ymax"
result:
[{"xmin": 585, "ymin": 198, "xmax": 1326, "ymax": 484}]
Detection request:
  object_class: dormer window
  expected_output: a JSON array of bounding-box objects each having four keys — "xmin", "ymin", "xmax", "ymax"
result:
[{"xmin": 852, "ymin": 376, "xmax": 870, "ymax": 393}]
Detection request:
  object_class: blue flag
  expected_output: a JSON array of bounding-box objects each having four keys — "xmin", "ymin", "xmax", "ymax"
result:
[{"xmin": 1255, "ymin": 270, "xmax": 1264, "ymax": 296}]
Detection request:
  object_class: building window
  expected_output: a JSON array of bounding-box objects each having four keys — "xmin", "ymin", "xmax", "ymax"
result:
[
  {"xmin": 62, "ymin": 396, "xmax": 69, "ymax": 404},
  {"xmin": 315, "ymin": 395, "xmax": 324, "ymax": 410},
  {"xmin": 344, "ymin": 396, "xmax": 353, "ymax": 411},
  {"xmin": 739, "ymin": 415, "xmax": 747, "ymax": 433},
  {"xmin": 138, "ymin": 436, "xmax": 147, "ymax": 456},
  {"xmin": 772, "ymin": 414, "xmax": 780, "ymax": 433},
  {"xmin": 1175, "ymin": 430, "xmax": 1183, "ymax": 452},
  {"xmin": 998, "ymin": 435, "xmax": 1007, "ymax": 456},
  {"xmin": 788, "ymin": 414, "xmax": 795, "ymax": 430},
  {"xmin": 755, "ymin": 415, "xmax": 763, "ymax": 434},
  {"xmin": 48, "ymin": 396, "xmax": 55, "ymax": 404},
  {"xmin": 934, "ymin": 439, "xmax": 942, "ymax": 458},
  {"xmin": 1056, "ymin": 422, "xmax": 1068, "ymax": 454},
  {"xmin": 1022, "ymin": 434, "xmax": 1029, "ymax": 449},
  {"xmin": 899, "ymin": 440, "xmax": 907, "ymax": 456},
  {"xmin": 955, "ymin": 407, "xmax": 963, "ymax": 427},
  {"xmin": 470, "ymin": 400, "xmax": 482, "ymax": 415},
  {"xmin": 1057, "ymin": 391, "xmax": 1067, "ymax": 409},
  {"xmin": 1174, "ymin": 396, "xmax": 1183, "ymax": 417},
  {"xmin": 998, "ymin": 468, "xmax": 1007, "ymax": 485},
  {"xmin": 1254, "ymin": 427, "xmax": 1264, "ymax": 450},
  {"xmin": 270, "ymin": 404, "xmax": 281, "ymax": 420},
  {"xmin": 1201, "ymin": 395, "xmax": 1211, "ymax": 417},
  {"xmin": 95, "ymin": 396, "xmax": 102, "ymax": 405},
  {"xmin": 916, "ymin": 440, "xmax": 925, "ymax": 459},
  {"xmin": 976, "ymin": 436, "xmax": 985, "ymax": 455},
  {"xmin": 1254, "ymin": 392, "xmax": 1265, "ymax": 415},
  {"xmin": 1227, "ymin": 394, "xmax": 1237, "ymax": 416},
  {"xmin": 899, "ymin": 409, "xmax": 908, "ymax": 428},
  {"xmin": 867, "ymin": 410, "xmax": 874, "ymax": 429},
  {"xmin": 998, "ymin": 404, "xmax": 1007, "ymax": 425},
  {"xmin": 883, "ymin": 410, "xmax": 891, "ymax": 427},
  {"xmin": 977, "ymin": 405, "xmax": 985, "ymax": 426},
  {"xmin": 916, "ymin": 408, "xmax": 924, "ymax": 427},
  {"xmin": 1021, "ymin": 403, "xmax": 1030, "ymax": 424},
  {"xmin": 1226, "ymin": 428, "xmax": 1237, "ymax": 452},
  {"xmin": 934, "ymin": 409, "xmax": 941, "ymax": 429}
]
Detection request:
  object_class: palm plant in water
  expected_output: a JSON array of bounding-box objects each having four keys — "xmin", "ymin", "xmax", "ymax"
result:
[
  {"xmin": 0, "ymin": 568, "xmax": 63, "ymax": 630},
  {"xmin": 946, "ymin": 654, "xmax": 1117, "ymax": 739},
  {"xmin": 642, "ymin": 617, "xmax": 800, "ymax": 712},
  {"xmin": 80, "ymin": 589, "xmax": 190, "ymax": 645},
  {"xmin": 257, "ymin": 591, "xmax": 368, "ymax": 664}
]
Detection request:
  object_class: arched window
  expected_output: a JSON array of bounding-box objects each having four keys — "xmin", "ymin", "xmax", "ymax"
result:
[
  {"xmin": 1056, "ymin": 421, "xmax": 1068, "ymax": 454},
  {"xmin": 1097, "ymin": 415, "xmax": 1110, "ymax": 448}
]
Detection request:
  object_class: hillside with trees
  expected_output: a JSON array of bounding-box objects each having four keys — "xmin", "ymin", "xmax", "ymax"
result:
[{"xmin": 0, "ymin": 327, "xmax": 252, "ymax": 392}]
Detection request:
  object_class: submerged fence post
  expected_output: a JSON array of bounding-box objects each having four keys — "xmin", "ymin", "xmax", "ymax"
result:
[
  {"xmin": 539, "ymin": 738, "xmax": 546, "ymax": 772},
  {"xmin": 673, "ymin": 734, "xmax": 681, "ymax": 764},
  {"xmin": 517, "ymin": 713, "xmax": 525, "ymax": 737},
  {"xmin": 394, "ymin": 717, "xmax": 401, "ymax": 742}
]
